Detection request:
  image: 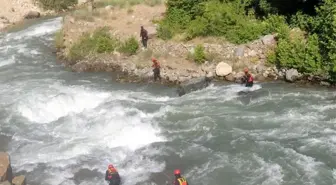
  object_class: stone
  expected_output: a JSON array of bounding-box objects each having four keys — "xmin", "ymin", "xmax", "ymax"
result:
[
  {"xmin": 215, "ymin": 62, "xmax": 232, "ymax": 77},
  {"xmin": 206, "ymin": 71, "xmax": 214, "ymax": 78},
  {"xmin": 256, "ymin": 64, "xmax": 266, "ymax": 74},
  {"xmin": 248, "ymin": 50, "xmax": 258, "ymax": 57},
  {"xmin": 234, "ymin": 71, "xmax": 245, "ymax": 83},
  {"xmin": 261, "ymin": 34, "xmax": 276, "ymax": 45},
  {"xmin": 176, "ymin": 76, "xmax": 212, "ymax": 96},
  {"xmin": 285, "ymin": 68, "xmax": 299, "ymax": 82},
  {"xmin": 105, "ymin": 5, "xmax": 113, "ymax": 10},
  {"xmin": 225, "ymin": 73, "xmax": 235, "ymax": 81},
  {"xmin": 13, "ymin": 175, "xmax": 26, "ymax": 185},
  {"xmin": 0, "ymin": 152, "xmax": 12, "ymax": 183},
  {"xmin": 320, "ymin": 81, "xmax": 331, "ymax": 86},
  {"xmin": 24, "ymin": 11, "xmax": 40, "ymax": 19},
  {"xmin": 235, "ymin": 46, "xmax": 245, "ymax": 57},
  {"xmin": 255, "ymin": 74, "xmax": 266, "ymax": 81}
]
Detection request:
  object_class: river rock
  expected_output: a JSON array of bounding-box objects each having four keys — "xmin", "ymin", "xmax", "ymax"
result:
[
  {"xmin": 225, "ymin": 73, "xmax": 234, "ymax": 81},
  {"xmin": 0, "ymin": 152, "xmax": 12, "ymax": 183},
  {"xmin": 24, "ymin": 11, "xmax": 40, "ymax": 19},
  {"xmin": 235, "ymin": 46, "xmax": 245, "ymax": 57},
  {"xmin": 285, "ymin": 68, "xmax": 299, "ymax": 82},
  {"xmin": 261, "ymin": 34, "xmax": 276, "ymax": 45},
  {"xmin": 12, "ymin": 175, "xmax": 26, "ymax": 185},
  {"xmin": 176, "ymin": 76, "xmax": 212, "ymax": 96},
  {"xmin": 215, "ymin": 62, "xmax": 232, "ymax": 77}
]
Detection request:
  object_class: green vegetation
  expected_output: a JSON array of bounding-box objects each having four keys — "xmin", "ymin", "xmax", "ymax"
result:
[
  {"xmin": 159, "ymin": 0, "xmax": 336, "ymax": 83},
  {"xmin": 67, "ymin": 27, "xmax": 139, "ymax": 61},
  {"xmin": 187, "ymin": 44, "xmax": 207, "ymax": 64},
  {"xmin": 35, "ymin": 0, "xmax": 77, "ymax": 11}
]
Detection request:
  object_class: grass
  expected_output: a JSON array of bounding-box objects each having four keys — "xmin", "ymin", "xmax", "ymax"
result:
[{"xmin": 67, "ymin": 27, "xmax": 140, "ymax": 61}]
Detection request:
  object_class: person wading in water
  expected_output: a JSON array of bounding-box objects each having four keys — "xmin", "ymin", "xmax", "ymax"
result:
[
  {"xmin": 105, "ymin": 164, "xmax": 121, "ymax": 185},
  {"xmin": 151, "ymin": 58, "xmax": 161, "ymax": 82}
]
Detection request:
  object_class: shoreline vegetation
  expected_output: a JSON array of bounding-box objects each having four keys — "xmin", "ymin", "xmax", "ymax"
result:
[{"xmin": 2, "ymin": 0, "xmax": 336, "ymax": 88}]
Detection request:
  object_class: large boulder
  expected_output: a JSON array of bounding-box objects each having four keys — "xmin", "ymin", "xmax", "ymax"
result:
[
  {"xmin": 176, "ymin": 76, "xmax": 212, "ymax": 96},
  {"xmin": 12, "ymin": 175, "xmax": 26, "ymax": 185},
  {"xmin": 215, "ymin": 62, "xmax": 232, "ymax": 77},
  {"xmin": 24, "ymin": 11, "xmax": 40, "ymax": 19},
  {"xmin": 285, "ymin": 68, "xmax": 299, "ymax": 82},
  {"xmin": 0, "ymin": 152, "xmax": 12, "ymax": 183}
]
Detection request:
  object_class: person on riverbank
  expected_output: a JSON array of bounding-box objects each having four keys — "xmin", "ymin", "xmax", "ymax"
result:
[
  {"xmin": 105, "ymin": 164, "xmax": 121, "ymax": 185},
  {"xmin": 243, "ymin": 68, "xmax": 254, "ymax": 87},
  {"xmin": 140, "ymin": 26, "xmax": 148, "ymax": 48},
  {"xmin": 152, "ymin": 58, "xmax": 161, "ymax": 81},
  {"xmin": 173, "ymin": 169, "xmax": 189, "ymax": 185}
]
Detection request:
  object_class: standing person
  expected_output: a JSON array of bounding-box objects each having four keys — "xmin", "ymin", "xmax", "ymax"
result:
[
  {"xmin": 173, "ymin": 169, "xmax": 189, "ymax": 185},
  {"xmin": 152, "ymin": 58, "xmax": 161, "ymax": 81},
  {"xmin": 140, "ymin": 26, "xmax": 148, "ymax": 48},
  {"xmin": 105, "ymin": 164, "xmax": 121, "ymax": 185},
  {"xmin": 242, "ymin": 68, "xmax": 254, "ymax": 87}
]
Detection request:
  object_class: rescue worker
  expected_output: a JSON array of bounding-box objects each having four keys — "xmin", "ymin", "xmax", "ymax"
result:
[
  {"xmin": 140, "ymin": 26, "xmax": 148, "ymax": 48},
  {"xmin": 105, "ymin": 164, "xmax": 121, "ymax": 185},
  {"xmin": 152, "ymin": 58, "xmax": 161, "ymax": 81},
  {"xmin": 173, "ymin": 169, "xmax": 189, "ymax": 185},
  {"xmin": 242, "ymin": 68, "xmax": 254, "ymax": 87}
]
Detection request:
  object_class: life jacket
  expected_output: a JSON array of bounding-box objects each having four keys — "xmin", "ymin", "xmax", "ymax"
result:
[
  {"xmin": 248, "ymin": 75, "xmax": 253, "ymax": 82},
  {"xmin": 177, "ymin": 177, "xmax": 187, "ymax": 185},
  {"xmin": 107, "ymin": 168, "xmax": 117, "ymax": 180}
]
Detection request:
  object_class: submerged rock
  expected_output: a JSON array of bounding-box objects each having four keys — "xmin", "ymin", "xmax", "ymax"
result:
[
  {"xmin": 176, "ymin": 76, "xmax": 212, "ymax": 96},
  {"xmin": 24, "ymin": 11, "xmax": 40, "ymax": 19}
]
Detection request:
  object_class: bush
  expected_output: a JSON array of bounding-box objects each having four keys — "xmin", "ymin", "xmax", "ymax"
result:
[
  {"xmin": 118, "ymin": 36, "xmax": 139, "ymax": 55},
  {"xmin": 187, "ymin": 44, "xmax": 207, "ymax": 64},
  {"xmin": 36, "ymin": 0, "xmax": 77, "ymax": 11},
  {"xmin": 271, "ymin": 33, "xmax": 322, "ymax": 74},
  {"xmin": 55, "ymin": 29, "xmax": 64, "ymax": 49},
  {"xmin": 68, "ymin": 27, "xmax": 119, "ymax": 61}
]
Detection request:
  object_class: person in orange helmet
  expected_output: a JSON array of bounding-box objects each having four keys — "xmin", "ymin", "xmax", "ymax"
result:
[
  {"xmin": 105, "ymin": 164, "xmax": 121, "ymax": 185},
  {"xmin": 151, "ymin": 58, "xmax": 161, "ymax": 81},
  {"xmin": 173, "ymin": 169, "xmax": 189, "ymax": 185},
  {"xmin": 243, "ymin": 68, "xmax": 254, "ymax": 87}
]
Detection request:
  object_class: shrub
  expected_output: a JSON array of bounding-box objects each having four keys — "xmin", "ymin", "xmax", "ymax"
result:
[
  {"xmin": 68, "ymin": 27, "xmax": 119, "ymax": 61},
  {"xmin": 36, "ymin": 0, "xmax": 77, "ymax": 11},
  {"xmin": 187, "ymin": 44, "xmax": 207, "ymax": 64},
  {"xmin": 55, "ymin": 29, "xmax": 64, "ymax": 49},
  {"xmin": 118, "ymin": 36, "xmax": 139, "ymax": 55},
  {"xmin": 271, "ymin": 33, "xmax": 322, "ymax": 74}
]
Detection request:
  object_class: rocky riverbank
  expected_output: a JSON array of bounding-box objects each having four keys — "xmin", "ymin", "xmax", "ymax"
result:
[
  {"xmin": 0, "ymin": 152, "xmax": 26, "ymax": 185},
  {"xmin": 56, "ymin": 2, "xmax": 334, "ymax": 87}
]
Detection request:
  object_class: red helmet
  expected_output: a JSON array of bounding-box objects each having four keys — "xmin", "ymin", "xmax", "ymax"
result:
[
  {"xmin": 174, "ymin": 169, "xmax": 180, "ymax": 175},
  {"xmin": 152, "ymin": 58, "xmax": 157, "ymax": 62},
  {"xmin": 244, "ymin": 68, "xmax": 249, "ymax": 73},
  {"xmin": 108, "ymin": 164, "xmax": 114, "ymax": 169}
]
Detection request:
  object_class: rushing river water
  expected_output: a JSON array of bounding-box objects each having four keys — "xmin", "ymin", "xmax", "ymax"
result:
[{"xmin": 0, "ymin": 17, "xmax": 336, "ymax": 185}]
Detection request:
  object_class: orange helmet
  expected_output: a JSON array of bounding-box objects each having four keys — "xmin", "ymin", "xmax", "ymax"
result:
[
  {"xmin": 152, "ymin": 58, "xmax": 157, "ymax": 62},
  {"xmin": 244, "ymin": 68, "xmax": 249, "ymax": 73},
  {"xmin": 174, "ymin": 169, "xmax": 180, "ymax": 175},
  {"xmin": 108, "ymin": 164, "xmax": 114, "ymax": 169}
]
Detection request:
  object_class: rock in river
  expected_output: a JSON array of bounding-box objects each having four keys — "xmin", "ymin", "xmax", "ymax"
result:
[{"xmin": 176, "ymin": 76, "xmax": 212, "ymax": 96}]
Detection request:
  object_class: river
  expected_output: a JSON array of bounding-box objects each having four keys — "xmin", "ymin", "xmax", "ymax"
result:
[{"xmin": 0, "ymin": 17, "xmax": 336, "ymax": 185}]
